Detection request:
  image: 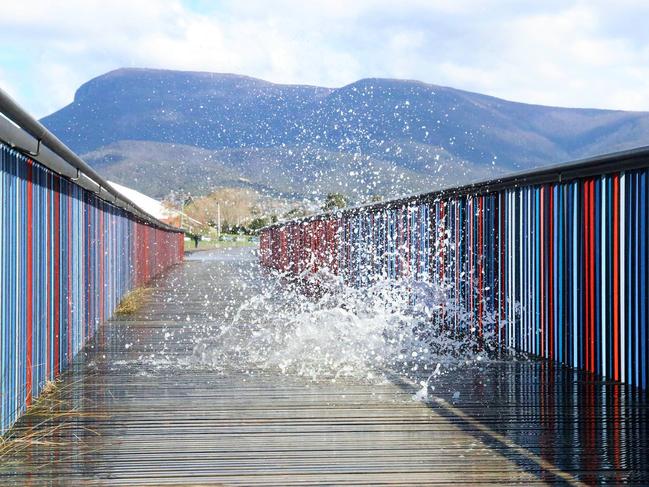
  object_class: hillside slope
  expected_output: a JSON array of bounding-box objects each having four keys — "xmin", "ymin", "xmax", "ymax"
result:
[{"xmin": 41, "ymin": 68, "xmax": 649, "ymax": 199}]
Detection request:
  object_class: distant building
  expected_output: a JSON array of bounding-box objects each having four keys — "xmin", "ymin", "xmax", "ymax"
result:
[{"xmin": 108, "ymin": 181, "xmax": 202, "ymax": 232}]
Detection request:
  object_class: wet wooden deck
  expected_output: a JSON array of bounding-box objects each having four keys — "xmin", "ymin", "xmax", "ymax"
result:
[{"xmin": 1, "ymin": 248, "xmax": 648, "ymax": 485}]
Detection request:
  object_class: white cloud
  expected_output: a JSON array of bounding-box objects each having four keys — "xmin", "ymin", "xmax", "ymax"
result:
[
  {"xmin": 1, "ymin": 0, "xmax": 649, "ymax": 116},
  {"xmin": 0, "ymin": 68, "xmax": 19, "ymax": 102}
]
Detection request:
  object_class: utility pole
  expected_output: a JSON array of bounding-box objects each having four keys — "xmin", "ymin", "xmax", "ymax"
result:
[{"xmin": 217, "ymin": 202, "xmax": 221, "ymax": 238}]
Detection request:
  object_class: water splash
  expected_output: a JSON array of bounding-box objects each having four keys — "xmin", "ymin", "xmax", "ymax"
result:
[{"xmin": 191, "ymin": 265, "xmax": 493, "ymax": 385}]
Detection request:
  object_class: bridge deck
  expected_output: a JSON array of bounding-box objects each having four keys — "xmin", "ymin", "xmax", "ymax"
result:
[{"xmin": 1, "ymin": 249, "xmax": 648, "ymax": 485}]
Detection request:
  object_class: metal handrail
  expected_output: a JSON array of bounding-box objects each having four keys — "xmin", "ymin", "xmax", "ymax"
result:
[
  {"xmin": 263, "ymin": 144, "xmax": 649, "ymax": 228},
  {"xmin": 0, "ymin": 87, "xmax": 181, "ymax": 233}
]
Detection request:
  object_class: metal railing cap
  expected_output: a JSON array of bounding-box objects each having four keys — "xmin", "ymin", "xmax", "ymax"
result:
[
  {"xmin": 0, "ymin": 87, "xmax": 182, "ymax": 234},
  {"xmin": 262, "ymin": 144, "xmax": 649, "ymax": 230}
]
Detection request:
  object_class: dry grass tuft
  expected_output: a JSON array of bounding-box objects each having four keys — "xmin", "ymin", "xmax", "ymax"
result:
[
  {"xmin": 0, "ymin": 378, "xmax": 106, "ymax": 460},
  {"xmin": 40, "ymin": 380, "xmax": 58, "ymax": 396},
  {"xmin": 115, "ymin": 287, "xmax": 152, "ymax": 316}
]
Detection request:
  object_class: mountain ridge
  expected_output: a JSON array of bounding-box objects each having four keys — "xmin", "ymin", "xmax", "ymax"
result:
[{"xmin": 40, "ymin": 67, "xmax": 649, "ymax": 199}]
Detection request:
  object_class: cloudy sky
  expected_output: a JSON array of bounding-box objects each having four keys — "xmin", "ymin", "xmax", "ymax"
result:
[{"xmin": 2, "ymin": 0, "xmax": 649, "ymax": 118}]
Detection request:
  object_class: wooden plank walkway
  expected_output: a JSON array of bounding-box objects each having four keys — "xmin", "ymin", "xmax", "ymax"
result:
[{"xmin": 1, "ymin": 248, "xmax": 648, "ymax": 485}]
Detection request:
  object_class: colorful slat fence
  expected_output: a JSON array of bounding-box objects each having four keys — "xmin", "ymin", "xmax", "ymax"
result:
[
  {"xmin": 260, "ymin": 149, "xmax": 649, "ymax": 391},
  {"xmin": 1, "ymin": 141, "xmax": 184, "ymax": 435}
]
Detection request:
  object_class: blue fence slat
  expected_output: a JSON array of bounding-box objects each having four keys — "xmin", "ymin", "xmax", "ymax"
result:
[
  {"xmin": 0, "ymin": 141, "xmax": 183, "ymax": 435},
  {"xmin": 261, "ymin": 163, "xmax": 649, "ymax": 392}
]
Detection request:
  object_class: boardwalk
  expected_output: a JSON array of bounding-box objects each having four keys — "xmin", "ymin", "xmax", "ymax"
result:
[{"xmin": 1, "ymin": 248, "xmax": 648, "ymax": 485}]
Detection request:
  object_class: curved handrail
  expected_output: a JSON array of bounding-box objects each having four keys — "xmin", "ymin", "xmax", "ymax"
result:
[
  {"xmin": 0, "ymin": 87, "xmax": 181, "ymax": 233},
  {"xmin": 264, "ymin": 144, "xmax": 649, "ymax": 228}
]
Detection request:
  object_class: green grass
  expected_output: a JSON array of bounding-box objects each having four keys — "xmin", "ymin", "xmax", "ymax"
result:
[{"xmin": 184, "ymin": 234, "xmax": 257, "ymax": 252}]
